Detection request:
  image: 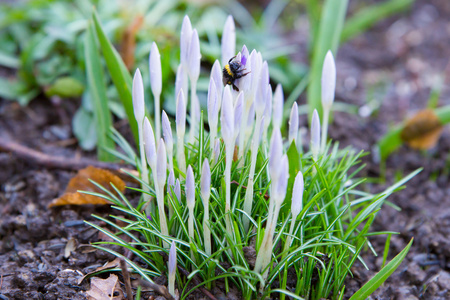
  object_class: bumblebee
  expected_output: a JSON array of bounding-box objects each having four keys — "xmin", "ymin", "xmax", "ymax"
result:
[{"xmin": 222, "ymin": 56, "xmax": 250, "ymax": 92}]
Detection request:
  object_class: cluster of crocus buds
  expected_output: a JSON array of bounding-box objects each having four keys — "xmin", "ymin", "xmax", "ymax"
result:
[{"xmin": 130, "ymin": 14, "xmax": 336, "ymax": 295}]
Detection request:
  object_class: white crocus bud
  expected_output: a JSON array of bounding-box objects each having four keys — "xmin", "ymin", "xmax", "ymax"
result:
[
  {"xmin": 289, "ymin": 102, "xmax": 299, "ymax": 145},
  {"xmin": 174, "ymin": 178, "xmax": 181, "ymax": 203},
  {"xmin": 150, "ymin": 43, "xmax": 162, "ymax": 141},
  {"xmin": 234, "ymin": 92, "xmax": 244, "ymax": 141},
  {"xmin": 211, "ymin": 60, "xmax": 223, "ymax": 106},
  {"xmin": 176, "ymin": 90, "xmax": 186, "ymax": 173},
  {"xmin": 263, "ymin": 85, "xmax": 272, "ymax": 132},
  {"xmin": 143, "ymin": 117, "xmax": 157, "ymax": 171},
  {"xmin": 168, "ymin": 241, "xmax": 177, "ymax": 297},
  {"xmin": 221, "ymin": 86, "xmax": 234, "ymax": 144},
  {"xmin": 221, "ymin": 15, "xmax": 236, "ymax": 67},
  {"xmin": 186, "ymin": 165, "xmax": 195, "ymax": 247},
  {"xmin": 268, "ymin": 128, "xmax": 283, "ymax": 184},
  {"xmin": 201, "ymin": 159, "xmax": 211, "ymax": 202},
  {"xmin": 188, "ymin": 29, "xmax": 201, "ymax": 83},
  {"xmin": 156, "ymin": 139, "xmax": 167, "ymax": 188},
  {"xmin": 291, "ymin": 171, "xmax": 304, "ymax": 218},
  {"xmin": 167, "ymin": 170, "xmax": 175, "ymax": 199},
  {"xmin": 274, "ymin": 155, "xmax": 289, "ymax": 203},
  {"xmin": 213, "ymin": 138, "xmax": 221, "ymax": 165},
  {"xmin": 162, "ymin": 111, "xmax": 174, "ymax": 172},
  {"xmin": 175, "ymin": 64, "xmax": 188, "ymax": 105},
  {"xmin": 180, "ymin": 15, "xmax": 193, "ymax": 69},
  {"xmin": 207, "ymin": 79, "xmax": 219, "ymax": 154},
  {"xmin": 132, "ymin": 69, "xmax": 145, "ymax": 125},
  {"xmin": 311, "ymin": 109, "xmax": 321, "ymax": 160},
  {"xmin": 254, "ymin": 61, "xmax": 268, "ymax": 116},
  {"xmin": 272, "ymin": 84, "xmax": 283, "ymax": 130},
  {"xmin": 321, "ymin": 50, "xmax": 336, "ymax": 111}
]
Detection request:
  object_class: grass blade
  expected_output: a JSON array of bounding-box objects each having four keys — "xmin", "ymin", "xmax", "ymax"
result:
[
  {"xmin": 85, "ymin": 20, "xmax": 115, "ymax": 162},
  {"xmin": 349, "ymin": 238, "xmax": 413, "ymax": 300}
]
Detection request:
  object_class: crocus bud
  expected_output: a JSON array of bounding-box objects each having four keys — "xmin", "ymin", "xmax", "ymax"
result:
[
  {"xmin": 213, "ymin": 138, "xmax": 221, "ymax": 164},
  {"xmin": 269, "ymin": 128, "xmax": 283, "ymax": 182},
  {"xmin": 175, "ymin": 64, "xmax": 188, "ymax": 101},
  {"xmin": 211, "ymin": 60, "xmax": 223, "ymax": 104},
  {"xmin": 255, "ymin": 61, "xmax": 268, "ymax": 116},
  {"xmin": 174, "ymin": 179, "xmax": 181, "ymax": 203},
  {"xmin": 180, "ymin": 15, "xmax": 193, "ymax": 68},
  {"xmin": 274, "ymin": 154, "xmax": 289, "ymax": 203},
  {"xmin": 201, "ymin": 159, "xmax": 211, "ymax": 202},
  {"xmin": 186, "ymin": 165, "xmax": 195, "ymax": 209},
  {"xmin": 167, "ymin": 169, "xmax": 175, "ymax": 198},
  {"xmin": 272, "ymin": 84, "xmax": 283, "ymax": 129},
  {"xmin": 144, "ymin": 117, "xmax": 156, "ymax": 170},
  {"xmin": 188, "ymin": 29, "xmax": 201, "ymax": 83},
  {"xmin": 263, "ymin": 85, "xmax": 272, "ymax": 131},
  {"xmin": 207, "ymin": 79, "xmax": 219, "ymax": 130},
  {"xmin": 291, "ymin": 171, "xmax": 304, "ymax": 218},
  {"xmin": 132, "ymin": 69, "xmax": 145, "ymax": 124},
  {"xmin": 289, "ymin": 102, "xmax": 299, "ymax": 145},
  {"xmin": 162, "ymin": 111, "xmax": 173, "ymax": 151},
  {"xmin": 221, "ymin": 86, "xmax": 234, "ymax": 144},
  {"xmin": 234, "ymin": 92, "xmax": 244, "ymax": 138},
  {"xmin": 176, "ymin": 90, "xmax": 186, "ymax": 136},
  {"xmin": 311, "ymin": 109, "xmax": 321, "ymax": 159},
  {"xmin": 168, "ymin": 240, "xmax": 177, "ymax": 297},
  {"xmin": 149, "ymin": 42, "xmax": 162, "ymax": 98},
  {"xmin": 221, "ymin": 15, "xmax": 235, "ymax": 67},
  {"xmin": 321, "ymin": 50, "xmax": 336, "ymax": 110},
  {"xmin": 156, "ymin": 139, "xmax": 167, "ymax": 187}
]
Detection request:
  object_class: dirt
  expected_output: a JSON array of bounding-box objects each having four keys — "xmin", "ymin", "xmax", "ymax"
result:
[{"xmin": 1, "ymin": 0, "xmax": 450, "ymax": 299}]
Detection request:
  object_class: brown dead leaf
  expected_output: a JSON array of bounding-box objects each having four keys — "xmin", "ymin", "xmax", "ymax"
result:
[
  {"xmin": 86, "ymin": 274, "xmax": 124, "ymax": 300},
  {"xmin": 78, "ymin": 258, "xmax": 122, "ymax": 285},
  {"xmin": 48, "ymin": 166, "xmax": 126, "ymax": 207},
  {"xmin": 120, "ymin": 15, "xmax": 144, "ymax": 70},
  {"xmin": 400, "ymin": 109, "xmax": 443, "ymax": 150}
]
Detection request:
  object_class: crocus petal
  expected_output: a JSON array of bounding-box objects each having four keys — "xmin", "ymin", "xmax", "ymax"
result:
[
  {"xmin": 169, "ymin": 241, "xmax": 177, "ymax": 274},
  {"xmin": 207, "ymin": 79, "xmax": 218, "ymax": 129},
  {"xmin": 311, "ymin": 109, "xmax": 321, "ymax": 159},
  {"xmin": 167, "ymin": 169, "xmax": 175, "ymax": 198},
  {"xmin": 234, "ymin": 92, "xmax": 244, "ymax": 137},
  {"xmin": 275, "ymin": 154, "xmax": 289, "ymax": 202},
  {"xmin": 321, "ymin": 50, "xmax": 336, "ymax": 110},
  {"xmin": 289, "ymin": 103, "xmax": 299, "ymax": 145},
  {"xmin": 291, "ymin": 171, "xmax": 304, "ymax": 218},
  {"xmin": 175, "ymin": 64, "xmax": 188, "ymax": 101},
  {"xmin": 174, "ymin": 179, "xmax": 181, "ymax": 202},
  {"xmin": 132, "ymin": 69, "xmax": 145, "ymax": 124},
  {"xmin": 213, "ymin": 138, "xmax": 221, "ymax": 164},
  {"xmin": 201, "ymin": 159, "xmax": 211, "ymax": 201},
  {"xmin": 211, "ymin": 60, "xmax": 223, "ymax": 103},
  {"xmin": 186, "ymin": 165, "xmax": 195, "ymax": 209},
  {"xmin": 272, "ymin": 84, "xmax": 283, "ymax": 129},
  {"xmin": 180, "ymin": 15, "xmax": 193, "ymax": 68},
  {"xmin": 149, "ymin": 42, "xmax": 162, "ymax": 97},
  {"xmin": 188, "ymin": 29, "xmax": 201, "ymax": 82},
  {"xmin": 221, "ymin": 86, "xmax": 234, "ymax": 143},
  {"xmin": 263, "ymin": 84, "xmax": 272, "ymax": 130},
  {"xmin": 254, "ymin": 62, "xmax": 268, "ymax": 115},
  {"xmin": 156, "ymin": 139, "xmax": 167, "ymax": 187},
  {"xmin": 162, "ymin": 111, "xmax": 173, "ymax": 150},
  {"xmin": 144, "ymin": 117, "xmax": 156, "ymax": 169},
  {"xmin": 269, "ymin": 128, "xmax": 283, "ymax": 182},
  {"xmin": 221, "ymin": 15, "xmax": 236, "ymax": 67},
  {"xmin": 176, "ymin": 90, "xmax": 186, "ymax": 136}
]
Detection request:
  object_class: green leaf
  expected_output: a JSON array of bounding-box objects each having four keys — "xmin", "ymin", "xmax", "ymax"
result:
[
  {"xmin": 85, "ymin": 20, "xmax": 115, "ymax": 162},
  {"xmin": 45, "ymin": 76, "xmax": 85, "ymax": 98},
  {"xmin": 307, "ymin": 0, "xmax": 348, "ymax": 122},
  {"xmin": 0, "ymin": 50, "xmax": 19, "ymax": 68},
  {"xmin": 92, "ymin": 10, "xmax": 139, "ymax": 146},
  {"xmin": 350, "ymin": 238, "xmax": 414, "ymax": 300}
]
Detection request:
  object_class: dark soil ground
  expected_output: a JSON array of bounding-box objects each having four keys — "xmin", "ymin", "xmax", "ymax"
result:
[{"xmin": 1, "ymin": 0, "xmax": 450, "ymax": 299}]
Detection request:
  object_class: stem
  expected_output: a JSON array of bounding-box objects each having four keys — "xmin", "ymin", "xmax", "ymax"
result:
[
  {"xmin": 155, "ymin": 94, "xmax": 161, "ymax": 141},
  {"xmin": 188, "ymin": 205, "xmax": 195, "ymax": 260},
  {"xmin": 177, "ymin": 136, "xmax": 186, "ymax": 174},
  {"xmin": 225, "ymin": 143, "xmax": 234, "ymax": 242},
  {"xmin": 189, "ymin": 80, "xmax": 198, "ymax": 146},
  {"xmin": 157, "ymin": 185, "xmax": 169, "ymax": 248},
  {"xmin": 321, "ymin": 107, "xmax": 330, "ymax": 152},
  {"xmin": 203, "ymin": 199, "xmax": 211, "ymax": 256},
  {"xmin": 138, "ymin": 122, "xmax": 150, "ymax": 203},
  {"xmin": 237, "ymin": 101, "xmax": 250, "ymax": 168},
  {"xmin": 282, "ymin": 213, "xmax": 298, "ymax": 257}
]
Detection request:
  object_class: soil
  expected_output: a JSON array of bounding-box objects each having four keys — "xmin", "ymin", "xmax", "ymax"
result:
[{"xmin": 1, "ymin": 0, "xmax": 450, "ymax": 299}]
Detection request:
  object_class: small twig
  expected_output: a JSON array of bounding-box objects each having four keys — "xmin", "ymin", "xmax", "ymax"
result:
[
  {"xmin": 120, "ymin": 258, "xmax": 134, "ymax": 300},
  {"xmin": 0, "ymin": 138, "xmax": 138, "ymax": 182},
  {"xmin": 139, "ymin": 279, "xmax": 175, "ymax": 300},
  {"xmin": 159, "ymin": 252, "xmax": 218, "ymax": 300}
]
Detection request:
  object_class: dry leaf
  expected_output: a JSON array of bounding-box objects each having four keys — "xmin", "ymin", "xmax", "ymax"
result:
[
  {"xmin": 400, "ymin": 109, "xmax": 443, "ymax": 150},
  {"xmin": 49, "ymin": 166, "xmax": 126, "ymax": 207},
  {"xmin": 78, "ymin": 258, "xmax": 122, "ymax": 285},
  {"xmin": 86, "ymin": 274, "xmax": 124, "ymax": 300},
  {"xmin": 120, "ymin": 15, "xmax": 144, "ymax": 70},
  {"xmin": 64, "ymin": 237, "xmax": 77, "ymax": 258}
]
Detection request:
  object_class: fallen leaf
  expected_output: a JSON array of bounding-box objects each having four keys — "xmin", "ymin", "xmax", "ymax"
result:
[
  {"xmin": 120, "ymin": 15, "xmax": 144, "ymax": 70},
  {"xmin": 64, "ymin": 237, "xmax": 77, "ymax": 258},
  {"xmin": 400, "ymin": 109, "xmax": 443, "ymax": 150},
  {"xmin": 86, "ymin": 274, "xmax": 124, "ymax": 300},
  {"xmin": 48, "ymin": 166, "xmax": 126, "ymax": 207},
  {"xmin": 78, "ymin": 258, "xmax": 122, "ymax": 285}
]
